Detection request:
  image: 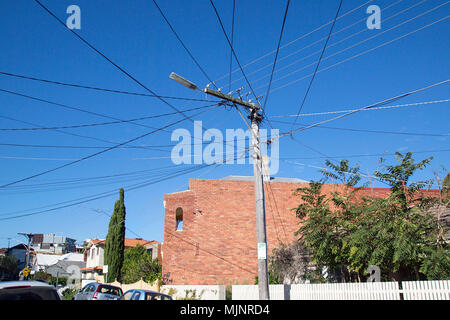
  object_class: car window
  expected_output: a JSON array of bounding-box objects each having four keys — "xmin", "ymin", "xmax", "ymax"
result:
[
  {"xmin": 87, "ymin": 285, "xmax": 95, "ymax": 292},
  {"xmin": 145, "ymin": 293, "xmax": 157, "ymax": 300},
  {"xmin": 80, "ymin": 285, "xmax": 89, "ymax": 293},
  {"xmin": 131, "ymin": 291, "xmax": 141, "ymax": 300},
  {"xmin": 0, "ymin": 287, "xmax": 60, "ymax": 300},
  {"xmin": 99, "ymin": 285, "xmax": 122, "ymax": 296},
  {"xmin": 145, "ymin": 293, "xmax": 170, "ymax": 300},
  {"xmin": 121, "ymin": 290, "xmax": 134, "ymax": 300}
]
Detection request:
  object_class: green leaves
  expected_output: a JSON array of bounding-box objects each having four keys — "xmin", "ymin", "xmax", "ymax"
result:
[
  {"xmin": 104, "ymin": 188, "xmax": 126, "ymax": 282},
  {"xmin": 121, "ymin": 245, "xmax": 161, "ymax": 284},
  {"xmin": 293, "ymin": 153, "xmax": 449, "ymax": 282}
]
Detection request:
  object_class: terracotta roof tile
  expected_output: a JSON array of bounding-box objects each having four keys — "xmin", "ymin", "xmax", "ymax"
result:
[{"xmin": 87, "ymin": 238, "xmax": 158, "ymax": 248}]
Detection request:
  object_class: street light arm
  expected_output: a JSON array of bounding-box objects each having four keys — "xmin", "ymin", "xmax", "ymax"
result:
[{"xmin": 169, "ymin": 72, "xmax": 198, "ymax": 91}]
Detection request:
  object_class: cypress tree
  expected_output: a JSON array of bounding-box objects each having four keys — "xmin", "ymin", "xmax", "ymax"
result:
[{"xmin": 104, "ymin": 188, "xmax": 126, "ymax": 282}]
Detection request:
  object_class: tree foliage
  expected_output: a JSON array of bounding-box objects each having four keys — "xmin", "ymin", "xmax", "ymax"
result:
[
  {"xmin": 120, "ymin": 245, "xmax": 161, "ymax": 284},
  {"xmin": 104, "ymin": 188, "xmax": 126, "ymax": 282},
  {"xmin": 0, "ymin": 255, "xmax": 19, "ymax": 280},
  {"xmin": 291, "ymin": 153, "xmax": 449, "ymax": 282}
]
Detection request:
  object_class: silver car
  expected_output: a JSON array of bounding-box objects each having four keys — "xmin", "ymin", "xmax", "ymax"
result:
[{"xmin": 74, "ymin": 282, "xmax": 122, "ymax": 300}]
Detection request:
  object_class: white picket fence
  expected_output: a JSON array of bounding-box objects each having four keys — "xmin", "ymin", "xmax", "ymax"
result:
[
  {"xmin": 402, "ymin": 280, "xmax": 450, "ymax": 300},
  {"xmin": 232, "ymin": 280, "xmax": 450, "ymax": 300}
]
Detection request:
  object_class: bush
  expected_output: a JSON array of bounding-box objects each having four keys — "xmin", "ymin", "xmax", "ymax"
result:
[{"xmin": 61, "ymin": 288, "xmax": 78, "ymax": 300}]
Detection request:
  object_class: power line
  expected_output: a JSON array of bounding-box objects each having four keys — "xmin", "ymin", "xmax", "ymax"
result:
[
  {"xmin": 0, "ymin": 164, "xmax": 215, "ymax": 221},
  {"xmin": 227, "ymin": 0, "xmax": 405, "ymax": 88},
  {"xmin": 0, "ymin": 71, "xmax": 217, "ymax": 103},
  {"xmin": 0, "ymin": 113, "xmax": 171, "ymax": 153},
  {"xmin": 228, "ymin": 0, "xmax": 236, "ymax": 93},
  {"xmin": 244, "ymin": 0, "xmax": 419, "ymax": 88},
  {"xmin": 0, "ymin": 164, "xmax": 204, "ymax": 216},
  {"xmin": 0, "ymin": 103, "xmax": 219, "ymax": 131},
  {"xmin": 0, "ymin": 148, "xmax": 252, "ymax": 220},
  {"xmin": 265, "ymin": 14, "xmax": 450, "ymax": 94},
  {"xmin": 284, "ymin": 160, "xmax": 389, "ymax": 185},
  {"xmin": 164, "ymin": 228, "xmax": 254, "ymax": 274},
  {"xmin": 257, "ymin": 1, "xmax": 447, "ymax": 91},
  {"xmin": 0, "ymin": 107, "xmax": 218, "ymax": 154},
  {"xmin": 0, "ymin": 88, "xmax": 159, "ymax": 131},
  {"xmin": 208, "ymin": 0, "xmax": 261, "ymax": 107},
  {"xmin": 290, "ymin": 0, "xmax": 343, "ymax": 131},
  {"xmin": 266, "ymin": 99, "xmax": 450, "ymax": 118},
  {"xmin": 151, "ymin": 0, "xmax": 217, "ymax": 89},
  {"xmin": 0, "ymin": 164, "xmax": 179, "ymax": 190},
  {"xmin": 0, "ymin": 106, "xmax": 215, "ymax": 188},
  {"xmin": 262, "ymin": 0, "xmax": 291, "ymax": 113},
  {"xmin": 270, "ymin": 119, "xmax": 450, "ymax": 137},
  {"xmin": 269, "ymin": 79, "xmax": 450, "ymax": 142},
  {"xmin": 0, "ymin": 145, "xmax": 255, "ymax": 162},
  {"xmin": 280, "ymin": 149, "xmax": 450, "ymax": 161},
  {"xmin": 33, "ymin": 0, "xmax": 195, "ymax": 124},
  {"xmin": 212, "ymin": 0, "xmax": 375, "ymax": 84},
  {"xmin": 0, "ymin": 87, "xmax": 234, "ymax": 150}
]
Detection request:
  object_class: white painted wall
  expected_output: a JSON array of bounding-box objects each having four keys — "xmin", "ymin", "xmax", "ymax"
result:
[
  {"xmin": 86, "ymin": 245, "xmax": 104, "ymax": 268},
  {"xmin": 160, "ymin": 285, "xmax": 226, "ymax": 300}
]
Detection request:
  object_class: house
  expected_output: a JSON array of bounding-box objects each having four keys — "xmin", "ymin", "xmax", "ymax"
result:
[
  {"xmin": 81, "ymin": 238, "xmax": 160, "ymax": 282},
  {"xmin": 5, "ymin": 243, "xmax": 29, "ymax": 270},
  {"xmin": 31, "ymin": 233, "xmax": 77, "ymax": 254},
  {"xmin": 161, "ymin": 176, "xmax": 441, "ymax": 285},
  {"xmin": 32, "ymin": 252, "xmax": 85, "ymax": 278}
]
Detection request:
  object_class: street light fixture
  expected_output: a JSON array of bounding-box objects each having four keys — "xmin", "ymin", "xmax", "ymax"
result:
[{"xmin": 169, "ymin": 72, "xmax": 198, "ymax": 91}]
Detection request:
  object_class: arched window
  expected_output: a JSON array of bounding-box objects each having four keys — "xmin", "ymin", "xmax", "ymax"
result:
[{"xmin": 175, "ymin": 207, "xmax": 183, "ymax": 231}]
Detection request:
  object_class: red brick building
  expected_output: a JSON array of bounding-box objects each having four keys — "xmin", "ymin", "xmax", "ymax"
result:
[{"xmin": 161, "ymin": 176, "xmax": 440, "ymax": 285}]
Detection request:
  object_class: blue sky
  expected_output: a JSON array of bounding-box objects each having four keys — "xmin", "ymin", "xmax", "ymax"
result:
[{"xmin": 0, "ymin": 0, "xmax": 449, "ymax": 248}]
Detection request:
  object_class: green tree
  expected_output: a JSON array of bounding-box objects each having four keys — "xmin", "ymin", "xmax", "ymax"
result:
[
  {"xmin": 293, "ymin": 153, "xmax": 449, "ymax": 282},
  {"xmin": 442, "ymin": 172, "xmax": 450, "ymax": 194},
  {"xmin": 61, "ymin": 288, "xmax": 78, "ymax": 300},
  {"xmin": 293, "ymin": 160, "xmax": 366, "ymax": 282},
  {"xmin": 0, "ymin": 255, "xmax": 19, "ymax": 280},
  {"xmin": 104, "ymin": 188, "xmax": 126, "ymax": 282},
  {"xmin": 121, "ymin": 245, "xmax": 161, "ymax": 284}
]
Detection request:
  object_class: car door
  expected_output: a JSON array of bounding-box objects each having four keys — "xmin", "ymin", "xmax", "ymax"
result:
[
  {"xmin": 85, "ymin": 284, "xmax": 96, "ymax": 300},
  {"xmin": 120, "ymin": 290, "xmax": 134, "ymax": 300},
  {"xmin": 76, "ymin": 284, "xmax": 90, "ymax": 300}
]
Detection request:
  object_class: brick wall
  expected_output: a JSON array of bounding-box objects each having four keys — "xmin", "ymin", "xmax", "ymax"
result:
[{"xmin": 161, "ymin": 178, "xmax": 439, "ymax": 285}]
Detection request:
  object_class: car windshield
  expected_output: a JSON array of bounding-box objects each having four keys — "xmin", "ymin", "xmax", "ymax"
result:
[{"xmin": 0, "ymin": 287, "xmax": 60, "ymax": 300}]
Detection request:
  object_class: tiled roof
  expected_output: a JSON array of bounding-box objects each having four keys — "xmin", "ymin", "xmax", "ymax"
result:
[
  {"xmin": 87, "ymin": 238, "xmax": 157, "ymax": 248},
  {"xmin": 80, "ymin": 266, "xmax": 103, "ymax": 272},
  {"xmin": 124, "ymin": 238, "xmax": 157, "ymax": 248}
]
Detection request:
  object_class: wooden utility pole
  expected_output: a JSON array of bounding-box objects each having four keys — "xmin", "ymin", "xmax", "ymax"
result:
[
  {"xmin": 203, "ymin": 88, "xmax": 270, "ymax": 300},
  {"xmin": 18, "ymin": 232, "xmax": 34, "ymax": 279},
  {"xmin": 170, "ymin": 73, "xmax": 270, "ymax": 299},
  {"xmin": 250, "ymin": 107, "xmax": 270, "ymax": 300}
]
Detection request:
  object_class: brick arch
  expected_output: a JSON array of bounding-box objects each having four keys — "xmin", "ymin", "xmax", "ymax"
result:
[{"xmin": 175, "ymin": 207, "xmax": 183, "ymax": 230}]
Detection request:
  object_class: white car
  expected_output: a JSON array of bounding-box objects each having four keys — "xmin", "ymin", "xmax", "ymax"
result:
[{"xmin": 0, "ymin": 281, "xmax": 61, "ymax": 300}]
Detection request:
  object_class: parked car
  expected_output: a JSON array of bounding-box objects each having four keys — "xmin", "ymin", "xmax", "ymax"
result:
[
  {"xmin": 73, "ymin": 282, "xmax": 122, "ymax": 300},
  {"xmin": 119, "ymin": 289, "xmax": 172, "ymax": 300},
  {"xmin": 0, "ymin": 281, "xmax": 61, "ymax": 300}
]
